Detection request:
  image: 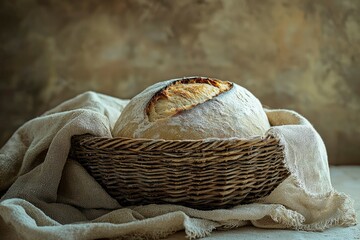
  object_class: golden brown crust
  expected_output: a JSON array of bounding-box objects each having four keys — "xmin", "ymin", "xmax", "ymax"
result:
[{"xmin": 146, "ymin": 77, "xmax": 233, "ymax": 122}]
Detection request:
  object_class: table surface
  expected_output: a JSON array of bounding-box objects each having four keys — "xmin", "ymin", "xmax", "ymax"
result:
[{"xmin": 166, "ymin": 166, "xmax": 360, "ymax": 240}]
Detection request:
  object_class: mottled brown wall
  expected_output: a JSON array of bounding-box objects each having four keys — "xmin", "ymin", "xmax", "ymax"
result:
[{"xmin": 1, "ymin": 0, "xmax": 359, "ymax": 164}]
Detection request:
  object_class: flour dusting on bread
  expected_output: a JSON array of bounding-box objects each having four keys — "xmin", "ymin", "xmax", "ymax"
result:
[{"xmin": 112, "ymin": 77, "xmax": 270, "ymax": 140}]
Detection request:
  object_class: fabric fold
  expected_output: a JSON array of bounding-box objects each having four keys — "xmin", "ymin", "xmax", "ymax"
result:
[{"xmin": 0, "ymin": 91, "xmax": 356, "ymax": 240}]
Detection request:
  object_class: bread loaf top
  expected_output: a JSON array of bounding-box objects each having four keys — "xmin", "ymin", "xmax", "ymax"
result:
[{"xmin": 113, "ymin": 77, "xmax": 270, "ymax": 140}]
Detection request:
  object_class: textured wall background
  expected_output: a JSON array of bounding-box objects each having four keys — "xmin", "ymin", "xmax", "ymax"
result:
[{"xmin": 0, "ymin": 0, "xmax": 359, "ymax": 164}]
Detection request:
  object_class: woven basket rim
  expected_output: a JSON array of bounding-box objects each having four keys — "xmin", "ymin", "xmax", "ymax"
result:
[
  {"xmin": 85, "ymin": 133, "xmax": 277, "ymax": 143},
  {"xmin": 72, "ymin": 133, "xmax": 282, "ymax": 155}
]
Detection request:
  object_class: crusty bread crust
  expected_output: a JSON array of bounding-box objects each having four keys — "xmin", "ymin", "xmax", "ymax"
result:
[{"xmin": 113, "ymin": 77, "xmax": 270, "ymax": 140}]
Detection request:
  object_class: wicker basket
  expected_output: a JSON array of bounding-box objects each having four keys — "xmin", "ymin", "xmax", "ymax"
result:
[{"xmin": 69, "ymin": 134, "xmax": 289, "ymax": 210}]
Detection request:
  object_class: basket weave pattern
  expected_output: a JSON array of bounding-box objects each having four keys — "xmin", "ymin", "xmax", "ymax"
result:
[{"xmin": 70, "ymin": 134, "xmax": 289, "ymax": 210}]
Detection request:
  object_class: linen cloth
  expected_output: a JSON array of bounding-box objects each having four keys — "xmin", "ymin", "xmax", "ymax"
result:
[
  {"xmin": 166, "ymin": 166, "xmax": 360, "ymax": 240},
  {"xmin": 0, "ymin": 91, "xmax": 356, "ymax": 240}
]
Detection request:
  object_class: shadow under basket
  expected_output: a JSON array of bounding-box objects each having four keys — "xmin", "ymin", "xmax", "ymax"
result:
[{"xmin": 69, "ymin": 134, "xmax": 290, "ymax": 210}]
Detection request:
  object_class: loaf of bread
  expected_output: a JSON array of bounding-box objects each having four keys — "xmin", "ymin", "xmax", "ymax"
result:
[{"xmin": 112, "ymin": 77, "xmax": 270, "ymax": 140}]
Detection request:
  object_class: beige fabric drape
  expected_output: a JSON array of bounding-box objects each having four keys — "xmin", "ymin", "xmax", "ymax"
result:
[{"xmin": 0, "ymin": 92, "xmax": 356, "ymax": 240}]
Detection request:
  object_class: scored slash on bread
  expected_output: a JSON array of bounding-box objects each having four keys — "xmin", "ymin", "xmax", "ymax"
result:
[{"xmin": 146, "ymin": 77, "xmax": 233, "ymax": 122}]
